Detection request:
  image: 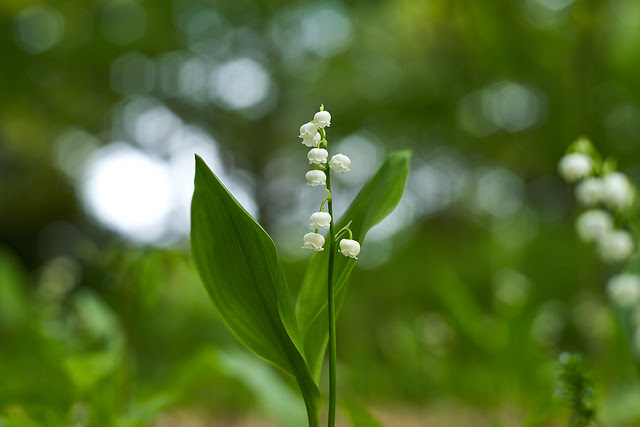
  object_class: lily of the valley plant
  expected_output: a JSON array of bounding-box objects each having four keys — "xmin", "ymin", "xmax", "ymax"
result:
[
  {"xmin": 559, "ymin": 137, "xmax": 640, "ymax": 370},
  {"xmin": 190, "ymin": 106, "xmax": 410, "ymax": 426}
]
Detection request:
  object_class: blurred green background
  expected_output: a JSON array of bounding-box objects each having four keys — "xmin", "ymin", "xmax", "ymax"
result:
[{"xmin": 2, "ymin": 0, "xmax": 640, "ymax": 425}]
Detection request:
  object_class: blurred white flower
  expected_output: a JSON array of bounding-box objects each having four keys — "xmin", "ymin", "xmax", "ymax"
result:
[
  {"xmin": 597, "ymin": 229, "xmax": 634, "ymax": 263},
  {"xmin": 305, "ymin": 170, "xmax": 326, "ymax": 186},
  {"xmin": 299, "ymin": 122, "xmax": 319, "ymax": 147},
  {"xmin": 602, "ymin": 172, "xmax": 634, "ymax": 211},
  {"xmin": 575, "ymin": 209, "xmax": 613, "ymax": 243},
  {"xmin": 314, "ymin": 110, "xmax": 331, "ymax": 128},
  {"xmin": 310, "ymin": 211, "xmax": 331, "ymax": 229},
  {"xmin": 339, "ymin": 239, "xmax": 360, "ymax": 258},
  {"xmin": 558, "ymin": 153, "xmax": 592, "ymax": 183},
  {"xmin": 329, "ymin": 153, "xmax": 351, "ymax": 173},
  {"xmin": 307, "ymin": 148, "xmax": 328, "ymax": 164},
  {"xmin": 607, "ymin": 274, "xmax": 640, "ymax": 307},
  {"xmin": 575, "ymin": 177, "xmax": 604, "ymax": 207},
  {"xmin": 303, "ymin": 232, "xmax": 325, "ymax": 251}
]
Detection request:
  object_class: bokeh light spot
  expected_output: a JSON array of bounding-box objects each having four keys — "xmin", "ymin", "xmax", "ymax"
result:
[
  {"xmin": 459, "ymin": 81, "xmax": 546, "ymax": 135},
  {"xmin": 54, "ymin": 128, "xmax": 101, "ymax": 179},
  {"xmin": 82, "ymin": 143, "xmax": 172, "ymax": 244},
  {"xmin": 536, "ymin": 0, "xmax": 576, "ymax": 11},
  {"xmin": 110, "ymin": 52, "xmax": 156, "ymax": 95},
  {"xmin": 179, "ymin": 56, "xmax": 209, "ymax": 103},
  {"xmin": 482, "ymin": 81, "xmax": 544, "ymax": 132},
  {"xmin": 14, "ymin": 5, "xmax": 65, "ymax": 54},
  {"xmin": 213, "ymin": 58, "xmax": 270, "ymax": 110},
  {"xmin": 300, "ymin": 7, "xmax": 353, "ymax": 57},
  {"xmin": 120, "ymin": 100, "xmax": 182, "ymax": 151},
  {"xmin": 101, "ymin": 1, "xmax": 147, "ymax": 45},
  {"xmin": 269, "ymin": 5, "xmax": 352, "ymax": 59},
  {"xmin": 476, "ymin": 167, "xmax": 524, "ymax": 217}
]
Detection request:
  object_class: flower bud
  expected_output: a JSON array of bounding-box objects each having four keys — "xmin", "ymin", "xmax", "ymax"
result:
[
  {"xmin": 575, "ymin": 177, "xmax": 604, "ymax": 207},
  {"xmin": 602, "ymin": 172, "xmax": 634, "ymax": 211},
  {"xmin": 575, "ymin": 209, "xmax": 612, "ymax": 243},
  {"xmin": 299, "ymin": 122, "xmax": 319, "ymax": 147},
  {"xmin": 314, "ymin": 110, "xmax": 331, "ymax": 128},
  {"xmin": 597, "ymin": 229, "xmax": 634, "ymax": 263},
  {"xmin": 308, "ymin": 148, "xmax": 328, "ymax": 164},
  {"xmin": 310, "ymin": 211, "xmax": 331, "ymax": 229},
  {"xmin": 558, "ymin": 153, "xmax": 592, "ymax": 183},
  {"xmin": 306, "ymin": 170, "xmax": 326, "ymax": 186},
  {"xmin": 607, "ymin": 274, "xmax": 640, "ymax": 307},
  {"xmin": 303, "ymin": 232, "xmax": 325, "ymax": 251},
  {"xmin": 339, "ymin": 239, "xmax": 360, "ymax": 259},
  {"xmin": 329, "ymin": 153, "xmax": 351, "ymax": 173}
]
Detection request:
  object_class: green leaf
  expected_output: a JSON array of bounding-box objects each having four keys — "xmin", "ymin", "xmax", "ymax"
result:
[
  {"xmin": 190, "ymin": 156, "xmax": 319, "ymax": 425},
  {"xmin": 340, "ymin": 400, "xmax": 384, "ymax": 427},
  {"xmin": 618, "ymin": 253, "xmax": 640, "ymax": 372},
  {"xmin": 295, "ymin": 150, "xmax": 411, "ymax": 381},
  {"xmin": 0, "ymin": 248, "xmax": 29, "ymax": 331}
]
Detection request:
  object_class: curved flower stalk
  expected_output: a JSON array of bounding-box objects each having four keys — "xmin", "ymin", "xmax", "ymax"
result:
[{"xmin": 559, "ymin": 137, "xmax": 640, "ymax": 367}]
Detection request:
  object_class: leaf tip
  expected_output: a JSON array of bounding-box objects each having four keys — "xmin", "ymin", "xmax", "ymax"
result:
[
  {"xmin": 393, "ymin": 149, "xmax": 413, "ymax": 161},
  {"xmin": 194, "ymin": 154, "xmax": 213, "ymax": 185},
  {"xmin": 384, "ymin": 150, "xmax": 412, "ymax": 172},
  {"xmin": 194, "ymin": 153, "xmax": 206, "ymax": 169}
]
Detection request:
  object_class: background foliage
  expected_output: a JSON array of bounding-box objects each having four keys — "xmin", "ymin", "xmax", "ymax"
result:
[{"xmin": 2, "ymin": 0, "xmax": 640, "ymax": 424}]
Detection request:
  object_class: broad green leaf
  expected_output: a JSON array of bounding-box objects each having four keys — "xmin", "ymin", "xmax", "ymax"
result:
[
  {"xmin": 190, "ymin": 156, "xmax": 319, "ymax": 424},
  {"xmin": 295, "ymin": 150, "xmax": 411, "ymax": 381}
]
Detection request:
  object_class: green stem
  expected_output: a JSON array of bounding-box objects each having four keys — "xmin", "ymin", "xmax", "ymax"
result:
[
  {"xmin": 305, "ymin": 399, "xmax": 320, "ymax": 427},
  {"xmin": 326, "ymin": 150, "xmax": 337, "ymax": 427}
]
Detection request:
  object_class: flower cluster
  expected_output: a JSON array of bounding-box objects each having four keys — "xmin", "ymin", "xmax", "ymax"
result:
[
  {"xmin": 559, "ymin": 139, "xmax": 636, "ymax": 265},
  {"xmin": 559, "ymin": 138, "xmax": 640, "ymax": 353},
  {"xmin": 300, "ymin": 106, "xmax": 360, "ymax": 258}
]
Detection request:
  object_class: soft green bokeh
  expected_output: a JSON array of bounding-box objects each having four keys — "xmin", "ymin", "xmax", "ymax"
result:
[{"xmin": 2, "ymin": 0, "xmax": 640, "ymax": 424}]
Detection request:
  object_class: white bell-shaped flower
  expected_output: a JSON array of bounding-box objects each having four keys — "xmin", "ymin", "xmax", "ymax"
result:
[
  {"xmin": 575, "ymin": 209, "xmax": 613, "ymax": 243},
  {"xmin": 306, "ymin": 133, "xmax": 321, "ymax": 148},
  {"xmin": 607, "ymin": 274, "xmax": 640, "ymax": 307},
  {"xmin": 339, "ymin": 239, "xmax": 360, "ymax": 259},
  {"xmin": 558, "ymin": 153, "xmax": 592, "ymax": 183},
  {"xmin": 308, "ymin": 148, "xmax": 328, "ymax": 164},
  {"xmin": 310, "ymin": 212, "xmax": 331, "ymax": 229},
  {"xmin": 329, "ymin": 153, "xmax": 351, "ymax": 173},
  {"xmin": 305, "ymin": 170, "xmax": 326, "ymax": 186},
  {"xmin": 597, "ymin": 229, "xmax": 634, "ymax": 263},
  {"xmin": 314, "ymin": 110, "xmax": 331, "ymax": 128},
  {"xmin": 303, "ymin": 232, "xmax": 325, "ymax": 251},
  {"xmin": 602, "ymin": 172, "xmax": 634, "ymax": 211},
  {"xmin": 299, "ymin": 122, "xmax": 319, "ymax": 147},
  {"xmin": 575, "ymin": 177, "xmax": 604, "ymax": 207}
]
